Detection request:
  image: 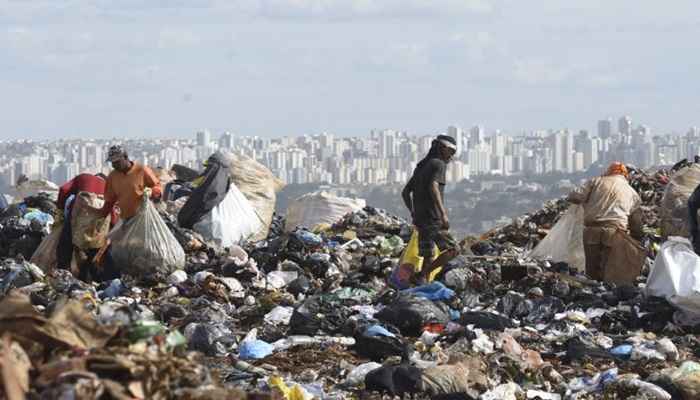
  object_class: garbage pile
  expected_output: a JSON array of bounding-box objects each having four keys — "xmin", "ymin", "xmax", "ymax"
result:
[
  {"xmin": 2, "ymin": 164, "xmax": 700, "ymax": 400},
  {"xmin": 0, "ymin": 192, "xmax": 56, "ymax": 260}
]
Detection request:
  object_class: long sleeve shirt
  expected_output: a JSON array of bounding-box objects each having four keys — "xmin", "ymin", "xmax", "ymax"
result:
[
  {"xmin": 100, "ymin": 162, "xmax": 162, "ymax": 220},
  {"xmin": 567, "ymin": 175, "xmax": 643, "ymax": 236}
]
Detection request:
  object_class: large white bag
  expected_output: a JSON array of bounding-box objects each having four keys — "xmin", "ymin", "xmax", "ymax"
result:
[
  {"xmin": 285, "ymin": 191, "xmax": 366, "ymax": 232},
  {"xmin": 646, "ymin": 236, "xmax": 700, "ymax": 325},
  {"xmin": 109, "ymin": 195, "xmax": 185, "ymax": 279},
  {"xmin": 193, "ymin": 184, "xmax": 264, "ymax": 248},
  {"xmin": 227, "ymin": 152, "xmax": 285, "ymax": 241},
  {"xmin": 528, "ymin": 204, "xmax": 585, "ymax": 272}
]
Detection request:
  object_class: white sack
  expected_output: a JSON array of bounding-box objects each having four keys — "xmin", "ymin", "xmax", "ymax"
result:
[
  {"xmin": 285, "ymin": 191, "xmax": 366, "ymax": 232},
  {"xmin": 646, "ymin": 236, "xmax": 700, "ymax": 324},
  {"xmin": 528, "ymin": 204, "xmax": 585, "ymax": 272},
  {"xmin": 227, "ymin": 152, "xmax": 285, "ymax": 241},
  {"xmin": 193, "ymin": 184, "xmax": 264, "ymax": 248}
]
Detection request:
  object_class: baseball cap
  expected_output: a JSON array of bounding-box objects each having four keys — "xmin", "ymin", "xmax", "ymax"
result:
[{"xmin": 107, "ymin": 145, "xmax": 127, "ymax": 162}]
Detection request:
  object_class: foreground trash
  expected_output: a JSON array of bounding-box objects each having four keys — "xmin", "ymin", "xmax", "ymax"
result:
[{"xmin": 2, "ymin": 162, "xmax": 700, "ymax": 399}]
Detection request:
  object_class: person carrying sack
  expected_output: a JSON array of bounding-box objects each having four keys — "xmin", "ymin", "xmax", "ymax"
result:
[
  {"xmin": 567, "ymin": 162, "xmax": 645, "ymax": 284},
  {"xmin": 97, "ymin": 145, "xmax": 162, "ymax": 222}
]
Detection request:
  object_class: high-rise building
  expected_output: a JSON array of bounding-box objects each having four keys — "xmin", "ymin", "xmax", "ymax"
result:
[
  {"xmin": 618, "ymin": 116, "xmax": 632, "ymax": 136},
  {"xmin": 598, "ymin": 118, "xmax": 612, "ymax": 139},
  {"xmin": 551, "ymin": 131, "xmax": 569, "ymax": 173},
  {"xmin": 491, "ymin": 135, "xmax": 507, "ymax": 157},
  {"xmin": 447, "ymin": 126, "xmax": 464, "ymax": 157},
  {"xmin": 469, "ymin": 126, "xmax": 484, "ymax": 148},
  {"xmin": 196, "ymin": 130, "xmax": 211, "ymax": 147},
  {"xmin": 219, "ymin": 132, "xmax": 234, "ymax": 149}
]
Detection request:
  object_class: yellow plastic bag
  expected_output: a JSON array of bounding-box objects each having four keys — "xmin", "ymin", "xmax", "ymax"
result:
[
  {"xmin": 389, "ymin": 229, "xmax": 441, "ymax": 289},
  {"xmin": 269, "ymin": 376, "xmax": 311, "ymax": 400}
]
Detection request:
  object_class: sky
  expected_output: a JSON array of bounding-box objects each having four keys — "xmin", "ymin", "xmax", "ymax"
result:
[{"xmin": 2, "ymin": 0, "xmax": 700, "ymax": 140}]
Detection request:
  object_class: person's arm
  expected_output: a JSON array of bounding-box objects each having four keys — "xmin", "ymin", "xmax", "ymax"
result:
[
  {"xmin": 98, "ymin": 176, "xmax": 116, "ymax": 217},
  {"xmin": 143, "ymin": 166, "xmax": 162, "ymax": 199},
  {"xmin": 431, "ymin": 181, "xmax": 449, "ymax": 229},
  {"xmin": 56, "ymin": 178, "xmax": 75, "ymax": 210},
  {"xmin": 402, "ymin": 177, "xmax": 415, "ymax": 218},
  {"xmin": 428, "ymin": 160, "xmax": 449, "ymax": 228},
  {"xmin": 567, "ymin": 180, "xmax": 593, "ymax": 205}
]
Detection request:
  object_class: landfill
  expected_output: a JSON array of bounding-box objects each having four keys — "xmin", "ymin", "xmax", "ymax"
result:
[{"xmin": 2, "ymin": 162, "xmax": 700, "ymax": 400}]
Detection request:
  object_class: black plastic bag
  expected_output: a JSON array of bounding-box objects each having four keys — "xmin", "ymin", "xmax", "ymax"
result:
[
  {"xmin": 178, "ymin": 153, "xmax": 232, "ymax": 229},
  {"xmin": 376, "ymin": 293, "xmax": 450, "ymax": 337},
  {"xmin": 354, "ymin": 324, "xmax": 408, "ymax": 362},
  {"xmin": 460, "ymin": 311, "xmax": 515, "ymax": 331},
  {"xmin": 288, "ymin": 294, "xmax": 350, "ymax": 335},
  {"xmin": 365, "ymin": 364, "xmax": 422, "ymax": 396}
]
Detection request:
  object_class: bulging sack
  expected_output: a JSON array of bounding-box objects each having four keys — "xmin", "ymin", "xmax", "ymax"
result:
[
  {"xmin": 30, "ymin": 222, "xmax": 62, "ymax": 271},
  {"xmin": 661, "ymin": 164, "xmax": 700, "ymax": 237},
  {"xmin": 109, "ymin": 195, "xmax": 185, "ymax": 279},
  {"xmin": 285, "ymin": 191, "xmax": 366, "ymax": 232},
  {"xmin": 193, "ymin": 184, "xmax": 264, "ymax": 248},
  {"xmin": 646, "ymin": 237, "xmax": 700, "ymax": 325},
  {"xmin": 71, "ymin": 191, "xmax": 110, "ymax": 250},
  {"xmin": 529, "ymin": 204, "xmax": 585, "ymax": 272},
  {"xmin": 227, "ymin": 152, "xmax": 284, "ymax": 241}
]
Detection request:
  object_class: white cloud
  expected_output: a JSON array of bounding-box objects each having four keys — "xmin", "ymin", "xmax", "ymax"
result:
[{"xmin": 513, "ymin": 59, "xmax": 570, "ymax": 85}]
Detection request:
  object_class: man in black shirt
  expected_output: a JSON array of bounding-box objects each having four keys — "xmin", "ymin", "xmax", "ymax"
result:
[{"xmin": 402, "ymin": 135, "xmax": 459, "ymax": 284}]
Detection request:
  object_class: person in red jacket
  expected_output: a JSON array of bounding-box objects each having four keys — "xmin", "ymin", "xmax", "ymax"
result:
[{"xmin": 56, "ymin": 173, "xmax": 118, "ymax": 281}]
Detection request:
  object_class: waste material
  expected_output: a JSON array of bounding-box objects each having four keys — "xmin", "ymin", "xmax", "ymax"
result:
[
  {"xmin": 647, "ymin": 236, "xmax": 700, "ymax": 325},
  {"xmin": 227, "ymin": 152, "xmax": 285, "ymax": 241},
  {"xmin": 109, "ymin": 194, "xmax": 186, "ymax": 280},
  {"xmin": 1, "ymin": 162, "xmax": 699, "ymax": 399},
  {"xmin": 660, "ymin": 163, "xmax": 700, "ymax": 237},
  {"xmin": 285, "ymin": 191, "xmax": 366, "ymax": 232}
]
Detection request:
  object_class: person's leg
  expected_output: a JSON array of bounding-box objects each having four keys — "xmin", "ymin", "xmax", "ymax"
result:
[
  {"xmin": 424, "ymin": 230, "xmax": 459, "ymax": 278},
  {"xmin": 584, "ymin": 243, "xmax": 604, "ymax": 281},
  {"xmin": 416, "ymin": 228, "xmax": 436, "ymax": 283}
]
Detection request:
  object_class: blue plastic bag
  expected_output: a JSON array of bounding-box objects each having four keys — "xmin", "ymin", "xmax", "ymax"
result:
[
  {"xmin": 364, "ymin": 325, "xmax": 396, "ymax": 338},
  {"xmin": 239, "ymin": 339, "xmax": 274, "ymax": 360},
  {"xmin": 402, "ymin": 282, "xmax": 455, "ymax": 301}
]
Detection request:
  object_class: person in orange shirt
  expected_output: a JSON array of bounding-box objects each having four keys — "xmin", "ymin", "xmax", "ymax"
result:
[{"xmin": 99, "ymin": 145, "xmax": 162, "ymax": 220}]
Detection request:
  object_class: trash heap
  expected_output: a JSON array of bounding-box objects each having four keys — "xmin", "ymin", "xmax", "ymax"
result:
[
  {"xmin": 0, "ymin": 192, "xmax": 56, "ymax": 260},
  {"xmin": 2, "ymin": 167, "xmax": 700, "ymax": 400}
]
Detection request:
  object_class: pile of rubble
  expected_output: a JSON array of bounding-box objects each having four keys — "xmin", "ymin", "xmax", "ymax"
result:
[{"xmin": 2, "ymin": 167, "xmax": 700, "ymax": 400}]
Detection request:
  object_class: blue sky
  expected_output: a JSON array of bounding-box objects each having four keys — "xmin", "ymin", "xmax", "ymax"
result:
[{"xmin": 2, "ymin": 0, "xmax": 699, "ymax": 139}]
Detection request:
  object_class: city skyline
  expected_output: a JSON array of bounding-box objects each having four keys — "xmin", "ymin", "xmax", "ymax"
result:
[
  {"xmin": 2, "ymin": 1, "xmax": 700, "ymax": 139},
  {"xmin": 3, "ymin": 114, "xmax": 700, "ymax": 191}
]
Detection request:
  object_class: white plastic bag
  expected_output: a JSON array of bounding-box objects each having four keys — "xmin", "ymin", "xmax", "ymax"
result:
[
  {"xmin": 285, "ymin": 191, "xmax": 366, "ymax": 232},
  {"xmin": 529, "ymin": 204, "xmax": 585, "ymax": 272},
  {"xmin": 227, "ymin": 152, "xmax": 285, "ymax": 241},
  {"xmin": 193, "ymin": 184, "xmax": 264, "ymax": 248},
  {"xmin": 109, "ymin": 195, "xmax": 185, "ymax": 279},
  {"xmin": 646, "ymin": 237, "xmax": 700, "ymax": 325}
]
